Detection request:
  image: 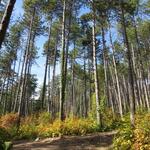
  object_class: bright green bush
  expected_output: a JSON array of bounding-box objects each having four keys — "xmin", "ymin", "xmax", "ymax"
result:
[
  {"xmin": 0, "ymin": 113, "xmax": 18, "ymax": 139},
  {"xmin": 0, "ymin": 111, "xmax": 119, "ymax": 140},
  {"xmin": 0, "ymin": 127, "xmax": 11, "ymax": 150},
  {"xmin": 0, "ymin": 127, "xmax": 11, "ymax": 142},
  {"xmin": 113, "ymin": 121, "xmax": 133, "ymax": 150},
  {"xmin": 102, "ymin": 108, "xmax": 121, "ymax": 131},
  {"xmin": 133, "ymin": 113, "xmax": 150, "ymax": 150},
  {"xmin": 0, "ymin": 113, "xmax": 18, "ymax": 129},
  {"xmin": 37, "ymin": 112, "xmax": 52, "ymax": 124},
  {"xmin": 18, "ymin": 115, "xmax": 38, "ymax": 139},
  {"xmin": 62, "ymin": 118, "xmax": 99, "ymax": 136},
  {"xmin": 36, "ymin": 118, "xmax": 100, "ymax": 138},
  {"xmin": 113, "ymin": 113, "xmax": 150, "ymax": 150},
  {"xmin": 19, "ymin": 123, "xmax": 37, "ymax": 139}
]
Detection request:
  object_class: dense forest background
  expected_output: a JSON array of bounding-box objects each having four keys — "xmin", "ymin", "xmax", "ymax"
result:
[{"xmin": 0, "ymin": 0, "xmax": 150, "ymax": 149}]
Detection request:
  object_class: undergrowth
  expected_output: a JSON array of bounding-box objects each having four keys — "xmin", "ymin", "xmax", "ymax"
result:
[
  {"xmin": 0, "ymin": 110, "xmax": 118, "ymax": 140},
  {"xmin": 113, "ymin": 112, "xmax": 150, "ymax": 150}
]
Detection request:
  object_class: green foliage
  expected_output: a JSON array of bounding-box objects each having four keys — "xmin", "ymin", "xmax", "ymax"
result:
[
  {"xmin": 62, "ymin": 118, "xmax": 99, "ymax": 136},
  {"xmin": 0, "ymin": 112, "xmax": 120, "ymax": 140},
  {"xmin": 19, "ymin": 123, "xmax": 37, "ymax": 139},
  {"xmin": 36, "ymin": 117, "xmax": 100, "ymax": 138},
  {"xmin": 99, "ymin": 95, "xmax": 106, "ymax": 113},
  {"xmin": 0, "ymin": 113, "xmax": 18, "ymax": 138},
  {"xmin": 37, "ymin": 112, "xmax": 51, "ymax": 124},
  {"xmin": 113, "ymin": 113, "xmax": 150, "ymax": 150},
  {"xmin": 102, "ymin": 108, "xmax": 121, "ymax": 131},
  {"xmin": 133, "ymin": 113, "xmax": 150, "ymax": 150},
  {"xmin": 113, "ymin": 115, "xmax": 133, "ymax": 150},
  {"xmin": 18, "ymin": 114, "xmax": 100, "ymax": 139},
  {"xmin": 89, "ymin": 93, "xmax": 96, "ymax": 119},
  {"xmin": 18, "ymin": 114, "xmax": 39, "ymax": 139},
  {"xmin": 0, "ymin": 127, "xmax": 11, "ymax": 142},
  {"xmin": 0, "ymin": 127, "xmax": 11, "ymax": 150}
]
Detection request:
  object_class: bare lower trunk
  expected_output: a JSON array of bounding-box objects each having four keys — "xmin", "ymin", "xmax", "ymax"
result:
[
  {"xmin": 41, "ymin": 21, "xmax": 52, "ymax": 110},
  {"xmin": 84, "ymin": 53, "xmax": 88, "ymax": 117},
  {"xmin": 51, "ymin": 33, "xmax": 58, "ymax": 117},
  {"xmin": 92, "ymin": 3, "xmax": 101, "ymax": 125},
  {"xmin": 60, "ymin": 0, "xmax": 66, "ymax": 121},
  {"xmin": 101, "ymin": 26, "xmax": 109, "ymax": 107},
  {"xmin": 120, "ymin": 1, "xmax": 135, "ymax": 127},
  {"xmin": 108, "ymin": 22, "xmax": 123, "ymax": 118},
  {"xmin": 18, "ymin": 8, "xmax": 35, "ymax": 117},
  {"xmin": 47, "ymin": 64, "xmax": 51, "ymax": 113}
]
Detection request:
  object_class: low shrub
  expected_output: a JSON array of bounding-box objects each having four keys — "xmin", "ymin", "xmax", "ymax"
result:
[
  {"xmin": 133, "ymin": 113, "xmax": 150, "ymax": 150},
  {"xmin": 18, "ymin": 115, "xmax": 38, "ymax": 139},
  {"xmin": 36, "ymin": 118, "xmax": 100, "ymax": 138},
  {"xmin": 37, "ymin": 112, "xmax": 51, "ymax": 124},
  {"xmin": 0, "ymin": 111, "xmax": 119, "ymax": 140},
  {"xmin": 19, "ymin": 123, "xmax": 37, "ymax": 139},
  {"xmin": 0, "ymin": 113, "xmax": 19, "ymax": 139},
  {"xmin": 0, "ymin": 126, "xmax": 11, "ymax": 142},
  {"xmin": 62, "ymin": 118, "xmax": 99, "ymax": 136},
  {"xmin": 0, "ymin": 113, "xmax": 18, "ymax": 129},
  {"xmin": 113, "ymin": 113, "xmax": 150, "ymax": 150},
  {"xmin": 0, "ymin": 126, "xmax": 11, "ymax": 150},
  {"xmin": 102, "ymin": 108, "xmax": 121, "ymax": 131}
]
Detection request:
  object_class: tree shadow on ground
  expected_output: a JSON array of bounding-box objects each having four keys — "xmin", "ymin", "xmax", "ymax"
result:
[{"xmin": 13, "ymin": 131, "xmax": 116, "ymax": 150}]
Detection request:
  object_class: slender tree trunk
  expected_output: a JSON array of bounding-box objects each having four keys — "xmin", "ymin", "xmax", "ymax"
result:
[
  {"xmin": 41, "ymin": 54, "xmax": 48, "ymax": 109},
  {"xmin": 62, "ymin": 0, "xmax": 73, "ymax": 118},
  {"xmin": 0, "ymin": 78, "xmax": 6, "ymax": 104},
  {"xmin": 60, "ymin": 0, "xmax": 66, "ymax": 121},
  {"xmin": 101, "ymin": 26, "xmax": 109, "ymax": 107},
  {"xmin": 133, "ymin": 17, "xmax": 150, "ymax": 111},
  {"xmin": 109, "ymin": 87, "xmax": 115, "ymax": 115},
  {"xmin": 13, "ymin": 49, "xmax": 26, "ymax": 112},
  {"xmin": 109, "ymin": 63, "xmax": 120, "ymax": 113},
  {"xmin": 51, "ymin": 32, "xmax": 58, "ymax": 117},
  {"xmin": 24, "ymin": 62, "xmax": 32, "ymax": 116},
  {"xmin": 24, "ymin": 30, "xmax": 35, "ymax": 115},
  {"xmin": 0, "ymin": 0, "xmax": 16, "ymax": 48},
  {"xmin": 83, "ymin": 53, "xmax": 87, "ymax": 117},
  {"xmin": 92, "ymin": 2, "xmax": 101, "ymax": 126},
  {"xmin": 18, "ymin": 8, "xmax": 35, "ymax": 117},
  {"xmin": 12, "ymin": 47, "xmax": 24, "ymax": 112},
  {"xmin": 41, "ymin": 20, "xmax": 52, "ymax": 110},
  {"xmin": 108, "ymin": 22, "xmax": 123, "ymax": 118},
  {"xmin": 131, "ymin": 44, "xmax": 141, "ymax": 108},
  {"xmin": 9, "ymin": 60, "xmax": 16, "ymax": 112},
  {"xmin": 88, "ymin": 59, "xmax": 92, "ymax": 113},
  {"xmin": 3, "ymin": 77, "xmax": 10, "ymax": 114},
  {"xmin": 71, "ymin": 40, "xmax": 76, "ymax": 116},
  {"xmin": 120, "ymin": 1, "xmax": 135, "ymax": 127},
  {"xmin": 47, "ymin": 63, "xmax": 51, "ymax": 113}
]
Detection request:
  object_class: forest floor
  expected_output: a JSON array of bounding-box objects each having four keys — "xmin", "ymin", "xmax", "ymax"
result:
[{"xmin": 13, "ymin": 131, "xmax": 116, "ymax": 150}]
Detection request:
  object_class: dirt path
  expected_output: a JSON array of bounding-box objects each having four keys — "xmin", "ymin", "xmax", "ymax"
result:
[{"xmin": 13, "ymin": 131, "xmax": 116, "ymax": 150}]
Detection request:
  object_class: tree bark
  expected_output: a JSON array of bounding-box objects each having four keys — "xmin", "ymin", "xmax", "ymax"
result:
[
  {"xmin": 51, "ymin": 32, "xmax": 58, "ymax": 117},
  {"xmin": 0, "ymin": 0, "xmax": 16, "ymax": 48},
  {"xmin": 41, "ymin": 21, "xmax": 52, "ymax": 110},
  {"xmin": 92, "ymin": 1, "xmax": 101, "ymax": 126},
  {"xmin": 59, "ymin": 0, "xmax": 66, "ymax": 121},
  {"xmin": 108, "ymin": 22, "xmax": 123, "ymax": 118},
  {"xmin": 120, "ymin": 1, "xmax": 135, "ymax": 126},
  {"xmin": 101, "ymin": 26, "xmax": 109, "ymax": 107},
  {"xmin": 18, "ymin": 8, "xmax": 35, "ymax": 117}
]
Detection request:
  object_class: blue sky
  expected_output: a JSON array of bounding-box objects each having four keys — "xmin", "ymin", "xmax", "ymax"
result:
[
  {"xmin": 14, "ymin": 0, "xmax": 60, "ymax": 87},
  {"xmin": 13, "ymin": 1, "xmax": 90, "ymax": 87}
]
